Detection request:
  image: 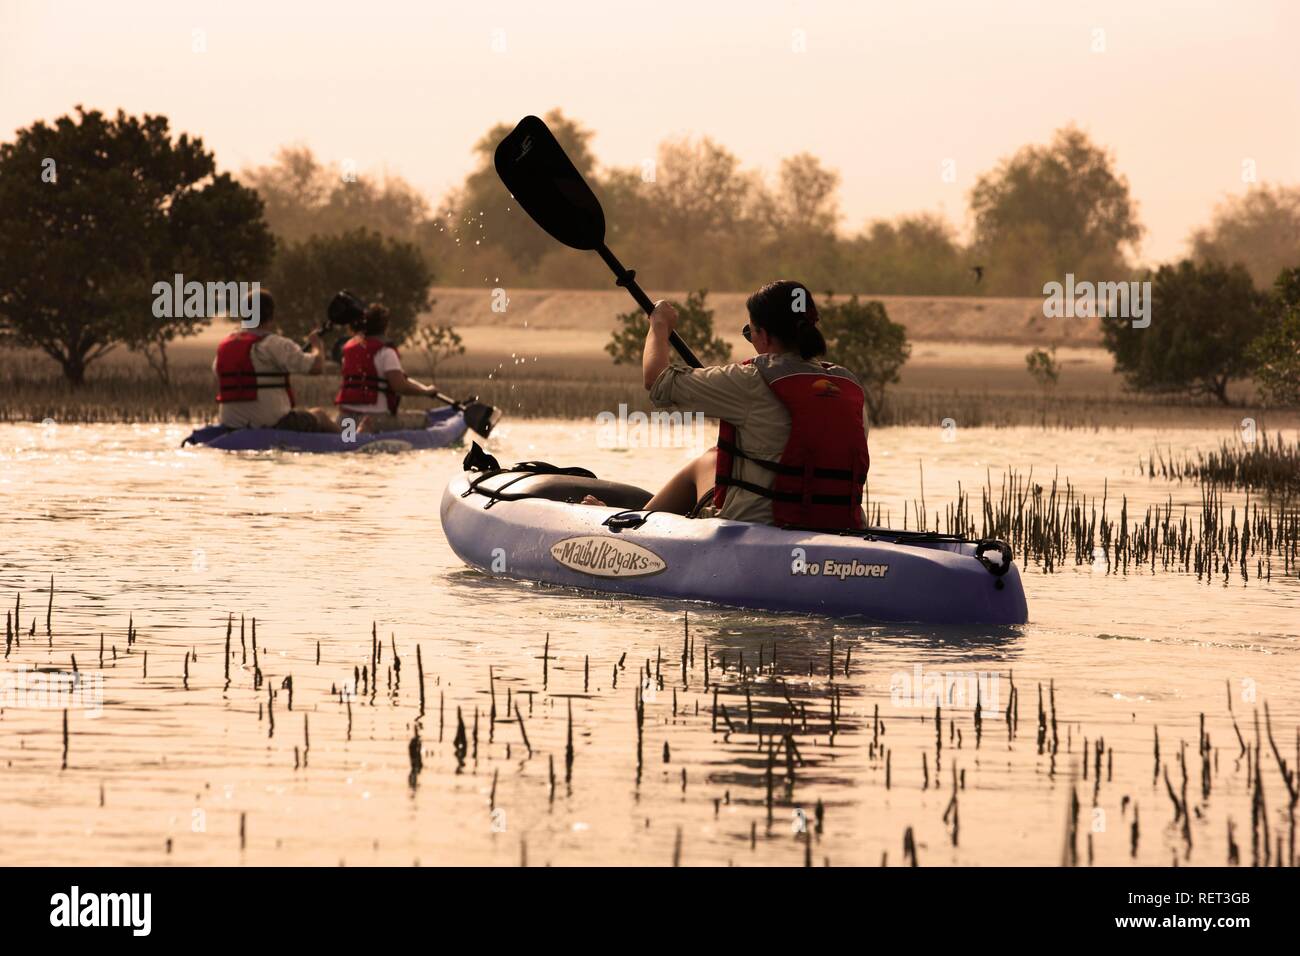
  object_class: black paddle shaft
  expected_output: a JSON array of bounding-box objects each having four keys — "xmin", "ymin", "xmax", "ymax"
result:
[
  {"xmin": 494, "ymin": 115, "xmax": 702, "ymax": 369},
  {"xmin": 594, "ymin": 246, "xmax": 701, "ymax": 368}
]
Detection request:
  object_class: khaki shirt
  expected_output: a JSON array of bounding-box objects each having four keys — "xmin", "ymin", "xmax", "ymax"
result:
[
  {"xmin": 213, "ymin": 333, "xmax": 317, "ymax": 428},
  {"xmin": 650, "ymin": 353, "xmax": 872, "ymax": 524}
]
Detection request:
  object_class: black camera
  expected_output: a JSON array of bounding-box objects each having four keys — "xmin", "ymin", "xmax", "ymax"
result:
[{"xmin": 326, "ymin": 290, "xmax": 365, "ymax": 329}]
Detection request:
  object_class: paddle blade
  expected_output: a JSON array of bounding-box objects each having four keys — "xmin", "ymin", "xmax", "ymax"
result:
[
  {"xmin": 462, "ymin": 400, "xmax": 501, "ymax": 439},
  {"xmin": 494, "ymin": 115, "xmax": 605, "ymax": 251}
]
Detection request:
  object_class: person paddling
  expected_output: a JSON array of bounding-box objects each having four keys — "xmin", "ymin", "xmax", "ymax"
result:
[
  {"xmin": 334, "ymin": 303, "xmax": 444, "ymax": 433},
  {"xmin": 213, "ymin": 289, "xmax": 335, "ymax": 432},
  {"xmin": 585, "ymin": 280, "xmax": 870, "ymax": 529}
]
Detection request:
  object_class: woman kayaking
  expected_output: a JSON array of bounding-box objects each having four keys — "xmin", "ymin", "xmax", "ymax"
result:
[
  {"xmin": 335, "ymin": 303, "xmax": 446, "ymax": 433},
  {"xmin": 443, "ymin": 118, "xmax": 1022, "ymax": 623},
  {"xmin": 444, "ymin": 280, "xmax": 1022, "ymax": 622},
  {"xmin": 584, "ymin": 280, "xmax": 870, "ymax": 530}
]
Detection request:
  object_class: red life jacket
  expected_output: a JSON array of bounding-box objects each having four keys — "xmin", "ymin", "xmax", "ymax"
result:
[
  {"xmin": 336, "ymin": 336, "xmax": 400, "ymax": 414},
  {"xmin": 714, "ymin": 356, "xmax": 870, "ymax": 529},
  {"xmin": 215, "ymin": 331, "xmax": 294, "ymax": 405}
]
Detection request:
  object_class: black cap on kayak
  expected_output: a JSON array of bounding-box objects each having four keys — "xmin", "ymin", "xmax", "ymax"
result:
[{"xmin": 464, "ymin": 442, "xmax": 501, "ymax": 473}]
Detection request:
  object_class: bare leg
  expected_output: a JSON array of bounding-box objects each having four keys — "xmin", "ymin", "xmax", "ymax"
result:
[
  {"xmin": 309, "ymin": 407, "xmax": 341, "ymax": 433},
  {"xmin": 357, "ymin": 411, "xmax": 431, "ymax": 434},
  {"xmin": 584, "ymin": 448, "xmax": 717, "ymax": 513},
  {"xmin": 646, "ymin": 448, "xmax": 717, "ymax": 514}
]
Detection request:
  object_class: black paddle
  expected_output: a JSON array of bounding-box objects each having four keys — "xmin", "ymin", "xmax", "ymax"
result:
[
  {"xmin": 494, "ymin": 115, "xmax": 703, "ymax": 369},
  {"xmin": 432, "ymin": 391, "xmax": 499, "ymax": 439}
]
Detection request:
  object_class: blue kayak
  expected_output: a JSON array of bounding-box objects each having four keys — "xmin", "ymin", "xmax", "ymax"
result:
[
  {"xmin": 441, "ymin": 462, "xmax": 1029, "ymax": 625},
  {"xmin": 183, "ymin": 407, "xmax": 468, "ymax": 453}
]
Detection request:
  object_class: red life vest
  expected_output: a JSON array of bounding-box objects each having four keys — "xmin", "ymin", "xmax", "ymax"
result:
[
  {"xmin": 714, "ymin": 356, "xmax": 870, "ymax": 529},
  {"xmin": 336, "ymin": 336, "xmax": 400, "ymax": 414},
  {"xmin": 215, "ymin": 331, "xmax": 294, "ymax": 405}
]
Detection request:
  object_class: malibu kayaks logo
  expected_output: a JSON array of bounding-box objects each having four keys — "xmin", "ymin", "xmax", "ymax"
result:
[
  {"xmin": 790, "ymin": 548, "xmax": 889, "ymax": 580},
  {"xmin": 550, "ymin": 536, "xmax": 666, "ymax": 578}
]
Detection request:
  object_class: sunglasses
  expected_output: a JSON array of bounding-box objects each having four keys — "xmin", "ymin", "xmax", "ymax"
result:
[{"xmin": 742, "ymin": 324, "xmax": 752, "ymax": 342}]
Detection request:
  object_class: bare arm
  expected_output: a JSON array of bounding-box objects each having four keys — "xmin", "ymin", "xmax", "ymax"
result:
[
  {"xmin": 642, "ymin": 301, "xmax": 677, "ymax": 390},
  {"xmin": 305, "ymin": 332, "xmax": 324, "ymax": 375},
  {"xmin": 384, "ymin": 368, "xmax": 437, "ymax": 397}
]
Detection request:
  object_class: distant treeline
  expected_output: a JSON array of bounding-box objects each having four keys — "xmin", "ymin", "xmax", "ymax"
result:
[
  {"xmin": 241, "ymin": 110, "xmax": 1300, "ymax": 297},
  {"xmin": 3, "ymin": 107, "xmax": 1298, "ymax": 396}
]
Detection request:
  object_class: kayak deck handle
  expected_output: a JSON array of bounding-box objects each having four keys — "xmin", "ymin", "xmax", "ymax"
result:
[
  {"xmin": 974, "ymin": 539, "xmax": 1015, "ymax": 577},
  {"xmin": 603, "ymin": 510, "xmax": 651, "ymax": 533}
]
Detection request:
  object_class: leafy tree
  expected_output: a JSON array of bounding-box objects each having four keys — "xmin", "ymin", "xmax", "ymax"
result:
[
  {"xmin": 434, "ymin": 109, "xmax": 599, "ymax": 277},
  {"xmin": 598, "ymin": 165, "xmax": 659, "ymax": 254},
  {"xmin": 1100, "ymin": 259, "xmax": 1263, "ymax": 404},
  {"xmin": 1190, "ymin": 185, "xmax": 1300, "ymax": 290},
  {"xmin": 599, "ymin": 137, "xmax": 768, "ymax": 293},
  {"xmin": 136, "ymin": 172, "xmax": 274, "ymax": 382},
  {"xmin": 240, "ymin": 146, "xmax": 332, "ymax": 241},
  {"xmin": 845, "ymin": 214, "xmax": 970, "ymax": 294},
  {"xmin": 1247, "ymin": 267, "xmax": 1300, "ymax": 406},
  {"xmin": 413, "ymin": 324, "xmax": 465, "ymax": 378},
  {"xmin": 1025, "ymin": 345, "xmax": 1061, "ymax": 391},
  {"xmin": 605, "ymin": 290, "xmax": 732, "ymax": 367},
  {"xmin": 328, "ymin": 176, "xmax": 430, "ymax": 242},
  {"xmin": 818, "ymin": 296, "xmax": 911, "ymax": 421},
  {"xmin": 241, "ymin": 145, "xmax": 431, "ymax": 244},
  {"xmin": 770, "ymin": 153, "xmax": 841, "ymax": 234},
  {"xmin": 0, "ymin": 107, "xmax": 273, "ymax": 384},
  {"xmin": 969, "ymin": 126, "xmax": 1142, "ymax": 295},
  {"xmin": 267, "ymin": 229, "xmax": 433, "ymax": 345},
  {"xmin": 648, "ymin": 137, "xmax": 762, "ymax": 239},
  {"xmin": 760, "ymin": 154, "xmax": 842, "ymax": 291},
  {"xmin": 417, "ymin": 111, "xmax": 992, "ymax": 295}
]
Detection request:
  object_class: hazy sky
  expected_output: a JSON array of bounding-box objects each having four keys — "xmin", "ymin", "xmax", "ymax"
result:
[{"xmin": 3, "ymin": 0, "xmax": 1297, "ymax": 264}]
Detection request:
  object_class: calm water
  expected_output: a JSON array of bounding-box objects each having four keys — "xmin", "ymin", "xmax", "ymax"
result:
[{"xmin": 1, "ymin": 420, "xmax": 1296, "ymax": 866}]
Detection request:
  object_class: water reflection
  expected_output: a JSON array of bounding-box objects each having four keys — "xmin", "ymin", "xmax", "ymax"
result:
[{"xmin": 0, "ymin": 421, "xmax": 1295, "ymax": 866}]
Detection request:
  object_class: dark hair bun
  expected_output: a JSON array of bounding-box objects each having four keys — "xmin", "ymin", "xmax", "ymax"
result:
[{"xmin": 745, "ymin": 280, "xmax": 826, "ymax": 360}]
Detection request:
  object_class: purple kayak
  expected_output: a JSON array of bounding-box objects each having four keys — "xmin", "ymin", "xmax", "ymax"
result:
[
  {"xmin": 183, "ymin": 407, "xmax": 467, "ymax": 453},
  {"xmin": 440, "ymin": 461, "xmax": 1029, "ymax": 625}
]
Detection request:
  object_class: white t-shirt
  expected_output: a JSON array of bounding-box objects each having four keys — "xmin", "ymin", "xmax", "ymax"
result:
[
  {"xmin": 338, "ymin": 346, "xmax": 403, "ymax": 415},
  {"xmin": 213, "ymin": 333, "xmax": 317, "ymax": 428}
]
